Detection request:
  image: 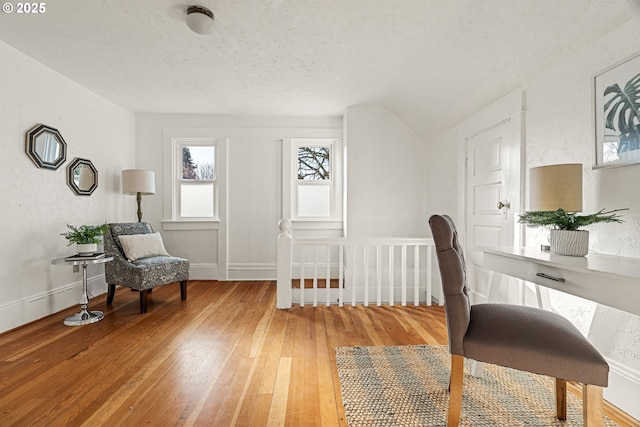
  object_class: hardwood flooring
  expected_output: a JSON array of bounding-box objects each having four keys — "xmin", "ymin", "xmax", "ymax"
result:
[
  {"xmin": 0, "ymin": 280, "xmax": 447, "ymax": 426},
  {"xmin": 0, "ymin": 280, "xmax": 636, "ymax": 426}
]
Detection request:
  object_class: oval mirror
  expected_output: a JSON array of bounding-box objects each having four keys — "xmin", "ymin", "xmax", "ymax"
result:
[
  {"xmin": 67, "ymin": 157, "xmax": 98, "ymax": 196},
  {"xmin": 25, "ymin": 124, "xmax": 67, "ymax": 170}
]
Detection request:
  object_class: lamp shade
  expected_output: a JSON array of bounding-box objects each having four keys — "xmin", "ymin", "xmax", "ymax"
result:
[
  {"xmin": 529, "ymin": 163, "xmax": 582, "ymax": 212},
  {"xmin": 122, "ymin": 169, "xmax": 155, "ymax": 195}
]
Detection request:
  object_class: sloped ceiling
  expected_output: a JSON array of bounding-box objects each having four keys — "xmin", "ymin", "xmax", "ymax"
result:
[{"xmin": 1, "ymin": 0, "xmax": 639, "ymax": 138}]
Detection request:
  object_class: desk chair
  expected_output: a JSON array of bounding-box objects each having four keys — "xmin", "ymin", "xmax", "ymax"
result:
[{"xmin": 429, "ymin": 214, "xmax": 608, "ymax": 427}]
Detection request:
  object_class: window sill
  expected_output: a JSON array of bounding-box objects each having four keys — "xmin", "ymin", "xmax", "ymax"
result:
[{"xmin": 162, "ymin": 220, "xmax": 219, "ymax": 231}]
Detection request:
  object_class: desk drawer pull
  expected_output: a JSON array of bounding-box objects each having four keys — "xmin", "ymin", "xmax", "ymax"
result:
[{"xmin": 536, "ymin": 273, "xmax": 565, "ymax": 282}]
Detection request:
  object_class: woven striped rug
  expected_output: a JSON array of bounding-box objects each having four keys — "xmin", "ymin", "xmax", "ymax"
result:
[{"xmin": 336, "ymin": 345, "xmax": 618, "ymax": 427}]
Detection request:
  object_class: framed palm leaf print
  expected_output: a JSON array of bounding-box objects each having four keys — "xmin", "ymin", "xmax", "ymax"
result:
[{"xmin": 593, "ymin": 52, "xmax": 640, "ymax": 168}]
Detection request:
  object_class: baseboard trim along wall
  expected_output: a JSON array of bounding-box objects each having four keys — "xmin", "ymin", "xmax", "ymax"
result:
[
  {"xmin": 604, "ymin": 357, "xmax": 640, "ymax": 420},
  {"xmin": 227, "ymin": 263, "xmax": 276, "ymax": 281},
  {"xmin": 189, "ymin": 263, "xmax": 218, "ymax": 280},
  {"xmin": 0, "ymin": 274, "xmax": 107, "ymax": 334},
  {"xmin": 0, "ymin": 263, "xmax": 218, "ymax": 334}
]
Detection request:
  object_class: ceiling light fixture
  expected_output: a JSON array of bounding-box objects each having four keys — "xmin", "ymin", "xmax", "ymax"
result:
[{"xmin": 186, "ymin": 5, "xmax": 214, "ymax": 35}]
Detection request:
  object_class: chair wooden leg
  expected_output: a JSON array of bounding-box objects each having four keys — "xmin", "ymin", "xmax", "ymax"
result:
[
  {"xmin": 180, "ymin": 280, "xmax": 187, "ymax": 301},
  {"xmin": 555, "ymin": 378, "xmax": 567, "ymax": 420},
  {"xmin": 139, "ymin": 290, "xmax": 148, "ymax": 314},
  {"xmin": 106, "ymin": 284, "xmax": 116, "ymax": 305},
  {"xmin": 583, "ymin": 384, "xmax": 603, "ymax": 427},
  {"xmin": 448, "ymin": 354, "xmax": 464, "ymax": 427}
]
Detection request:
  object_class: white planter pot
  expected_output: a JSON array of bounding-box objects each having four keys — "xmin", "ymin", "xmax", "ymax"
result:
[
  {"xmin": 550, "ymin": 229, "xmax": 589, "ymax": 257},
  {"xmin": 76, "ymin": 243, "xmax": 98, "ymax": 255}
]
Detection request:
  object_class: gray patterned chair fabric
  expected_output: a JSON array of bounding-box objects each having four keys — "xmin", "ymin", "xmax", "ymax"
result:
[
  {"xmin": 428, "ymin": 214, "xmax": 608, "ymax": 427},
  {"xmin": 104, "ymin": 222, "xmax": 189, "ymax": 314}
]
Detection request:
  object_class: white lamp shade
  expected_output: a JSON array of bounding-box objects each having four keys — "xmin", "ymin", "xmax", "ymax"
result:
[
  {"xmin": 529, "ymin": 163, "xmax": 582, "ymax": 212},
  {"xmin": 122, "ymin": 169, "xmax": 156, "ymax": 195}
]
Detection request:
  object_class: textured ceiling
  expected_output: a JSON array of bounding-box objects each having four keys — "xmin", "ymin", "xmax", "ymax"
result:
[{"xmin": 1, "ymin": 0, "xmax": 639, "ymax": 138}]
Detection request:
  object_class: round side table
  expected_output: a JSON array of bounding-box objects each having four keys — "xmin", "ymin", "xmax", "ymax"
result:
[{"xmin": 51, "ymin": 255, "xmax": 114, "ymax": 326}]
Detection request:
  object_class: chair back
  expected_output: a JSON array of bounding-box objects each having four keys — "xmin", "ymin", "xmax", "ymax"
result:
[
  {"xmin": 104, "ymin": 222, "xmax": 154, "ymax": 260},
  {"xmin": 428, "ymin": 214, "xmax": 471, "ymax": 355}
]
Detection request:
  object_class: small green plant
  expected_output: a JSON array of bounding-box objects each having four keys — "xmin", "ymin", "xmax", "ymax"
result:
[
  {"xmin": 518, "ymin": 208, "xmax": 626, "ymax": 231},
  {"xmin": 61, "ymin": 224, "xmax": 109, "ymax": 245}
]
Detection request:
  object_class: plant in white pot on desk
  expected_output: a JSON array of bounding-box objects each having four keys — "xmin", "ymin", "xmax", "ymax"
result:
[
  {"xmin": 61, "ymin": 224, "xmax": 109, "ymax": 255},
  {"xmin": 518, "ymin": 208, "xmax": 626, "ymax": 256}
]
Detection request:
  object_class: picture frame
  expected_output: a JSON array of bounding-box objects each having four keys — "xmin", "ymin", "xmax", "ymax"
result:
[{"xmin": 593, "ymin": 52, "xmax": 640, "ymax": 169}]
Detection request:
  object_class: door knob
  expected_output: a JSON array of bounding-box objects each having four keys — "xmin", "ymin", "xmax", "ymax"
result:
[{"xmin": 497, "ymin": 201, "xmax": 510, "ymax": 209}]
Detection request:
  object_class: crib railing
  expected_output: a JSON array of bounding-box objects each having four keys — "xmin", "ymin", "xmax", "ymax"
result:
[{"xmin": 276, "ymin": 219, "xmax": 437, "ymax": 309}]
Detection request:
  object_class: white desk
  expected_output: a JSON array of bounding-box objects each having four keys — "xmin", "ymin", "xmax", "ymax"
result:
[{"xmin": 482, "ymin": 246, "xmax": 640, "ymax": 316}]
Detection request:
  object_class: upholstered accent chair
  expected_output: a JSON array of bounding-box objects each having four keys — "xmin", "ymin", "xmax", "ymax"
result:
[
  {"xmin": 428, "ymin": 214, "xmax": 608, "ymax": 427},
  {"xmin": 104, "ymin": 222, "xmax": 189, "ymax": 314}
]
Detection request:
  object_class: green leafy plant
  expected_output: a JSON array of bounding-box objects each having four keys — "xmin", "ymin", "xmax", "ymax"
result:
[
  {"xmin": 604, "ymin": 72, "xmax": 640, "ymax": 153},
  {"xmin": 518, "ymin": 208, "xmax": 626, "ymax": 231},
  {"xmin": 61, "ymin": 224, "xmax": 109, "ymax": 245}
]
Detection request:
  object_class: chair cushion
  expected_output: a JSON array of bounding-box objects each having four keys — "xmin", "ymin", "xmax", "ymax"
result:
[
  {"xmin": 118, "ymin": 232, "xmax": 169, "ymax": 261},
  {"xmin": 464, "ymin": 303, "xmax": 608, "ymax": 386},
  {"xmin": 108, "ymin": 222, "xmax": 154, "ymax": 256}
]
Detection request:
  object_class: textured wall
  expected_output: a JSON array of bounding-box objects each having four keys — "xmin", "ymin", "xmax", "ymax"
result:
[
  {"xmin": 425, "ymin": 15, "xmax": 640, "ymax": 416},
  {"xmin": 0, "ymin": 41, "xmax": 135, "ymax": 332},
  {"xmin": 522, "ymin": 16, "xmax": 640, "ymax": 375}
]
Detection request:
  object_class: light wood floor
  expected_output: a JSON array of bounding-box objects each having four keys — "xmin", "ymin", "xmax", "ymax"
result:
[
  {"xmin": 1, "ymin": 281, "xmax": 637, "ymax": 426},
  {"xmin": 0, "ymin": 280, "xmax": 447, "ymax": 426}
]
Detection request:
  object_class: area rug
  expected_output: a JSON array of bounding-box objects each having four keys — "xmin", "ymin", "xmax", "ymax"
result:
[{"xmin": 336, "ymin": 345, "xmax": 618, "ymax": 427}]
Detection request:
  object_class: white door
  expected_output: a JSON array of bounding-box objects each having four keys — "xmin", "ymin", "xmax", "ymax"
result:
[{"xmin": 465, "ymin": 115, "xmax": 521, "ymax": 303}]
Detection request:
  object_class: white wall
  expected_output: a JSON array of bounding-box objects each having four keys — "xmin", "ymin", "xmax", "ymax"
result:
[
  {"xmin": 521, "ymin": 16, "xmax": 640, "ymax": 416},
  {"xmin": 0, "ymin": 41, "xmax": 135, "ymax": 333},
  {"xmin": 345, "ymin": 105, "xmax": 428, "ymax": 238},
  {"xmin": 136, "ymin": 108, "xmax": 428, "ymax": 283},
  {"xmin": 135, "ymin": 114, "xmax": 342, "ymax": 280},
  {"xmin": 425, "ymin": 16, "xmax": 640, "ymax": 417}
]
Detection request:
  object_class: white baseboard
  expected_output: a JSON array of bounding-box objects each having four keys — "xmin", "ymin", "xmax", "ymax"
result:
[
  {"xmin": 604, "ymin": 357, "xmax": 640, "ymax": 420},
  {"xmin": 189, "ymin": 263, "xmax": 218, "ymax": 280},
  {"xmin": 227, "ymin": 263, "xmax": 276, "ymax": 281},
  {"xmin": 0, "ymin": 274, "xmax": 107, "ymax": 334}
]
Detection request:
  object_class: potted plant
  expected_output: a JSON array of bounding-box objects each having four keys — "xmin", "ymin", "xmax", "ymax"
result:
[
  {"xmin": 61, "ymin": 224, "xmax": 109, "ymax": 255},
  {"xmin": 518, "ymin": 208, "xmax": 626, "ymax": 256}
]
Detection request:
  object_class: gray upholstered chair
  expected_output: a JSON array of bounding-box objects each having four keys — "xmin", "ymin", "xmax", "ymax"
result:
[
  {"xmin": 104, "ymin": 222, "xmax": 189, "ymax": 314},
  {"xmin": 428, "ymin": 214, "xmax": 608, "ymax": 427}
]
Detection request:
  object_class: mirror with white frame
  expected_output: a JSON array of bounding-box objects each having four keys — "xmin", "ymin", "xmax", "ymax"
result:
[{"xmin": 25, "ymin": 124, "xmax": 67, "ymax": 170}]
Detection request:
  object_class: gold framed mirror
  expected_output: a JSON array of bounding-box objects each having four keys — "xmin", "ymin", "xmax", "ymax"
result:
[
  {"xmin": 25, "ymin": 124, "xmax": 67, "ymax": 170},
  {"xmin": 67, "ymin": 157, "xmax": 98, "ymax": 196}
]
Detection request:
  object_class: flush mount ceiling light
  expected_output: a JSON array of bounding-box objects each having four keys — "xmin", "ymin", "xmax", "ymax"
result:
[{"xmin": 186, "ymin": 5, "xmax": 214, "ymax": 35}]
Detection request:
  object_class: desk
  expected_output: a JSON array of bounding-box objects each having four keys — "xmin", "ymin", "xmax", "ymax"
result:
[
  {"xmin": 52, "ymin": 255, "xmax": 114, "ymax": 326},
  {"xmin": 482, "ymin": 246, "xmax": 640, "ymax": 316}
]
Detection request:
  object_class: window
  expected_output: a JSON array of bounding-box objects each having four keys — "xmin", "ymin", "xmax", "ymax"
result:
[
  {"xmin": 296, "ymin": 145, "xmax": 331, "ymax": 217},
  {"xmin": 174, "ymin": 139, "xmax": 217, "ymax": 220},
  {"xmin": 284, "ymin": 138, "xmax": 342, "ymax": 222}
]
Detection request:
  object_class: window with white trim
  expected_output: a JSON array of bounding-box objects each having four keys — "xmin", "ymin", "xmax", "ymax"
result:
[
  {"xmin": 285, "ymin": 138, "xmax": 342, "ymax": 221},
  {"xmin": 173, "ymin": 139, "xmax": 217, "ymax": 220}
]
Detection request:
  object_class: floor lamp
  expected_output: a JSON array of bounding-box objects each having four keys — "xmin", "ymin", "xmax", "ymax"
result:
[{"xmin": 122, "ymin": 169, "xmax": 156, "ymax": 222}]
